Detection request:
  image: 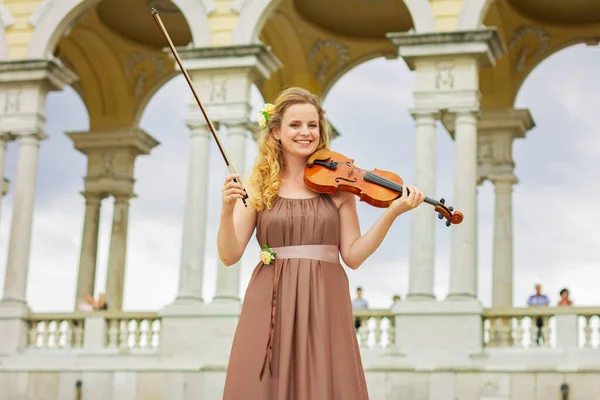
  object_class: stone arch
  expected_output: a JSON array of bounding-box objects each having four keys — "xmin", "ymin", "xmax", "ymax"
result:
[
  {"xmin": 233, "ymin": 0, "xmax": 285, "ymax": 44},
  {"xmin": 132, "ymin": 70, "xmax": 180, "ymax": 127},
  {"xmin": 27, "ymin": 0, "xmax": 211, "ymax": 59},
  {"xmin": 234, "ymin": 0, "xmax": 435, "ymax": 44},
  {"xmin": 403, "ymin": 0, "xmax": 436, "ymax": 33},
  {"xmin": 321, "ymin": 51, "xmax": 397, "ymax": 99},
  {"xmin": 457, "ymin": 0, "xmax": 493, "ymax": 30},
  {"xmin": 512, "ymin": 39, "xmax": 599, "ymax": 106}
]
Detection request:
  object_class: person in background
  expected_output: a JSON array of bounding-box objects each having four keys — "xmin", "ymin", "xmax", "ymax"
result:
[
  {"xmin": 391, "ymin": 294, "xmax": 401, "ymax": 308},
  {"xmin": 76, "ymin": 294, "xmax": 95, "ymax": 311},
  {"xmin": 527, "ymin": 283, "xmax": 550, "ymax": 345},
  {"xmin": 558, "ymin": 288, "xmax": 573, "ymax": 306},
  {"xmin": 352, "ymin": 287, "xmax": 369, "ymax": 331}
]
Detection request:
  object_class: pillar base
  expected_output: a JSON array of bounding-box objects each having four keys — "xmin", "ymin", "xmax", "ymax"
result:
[
  {"xmin": 0, "ymin": 301, "xmax": 30, "ymax": 355},
  {"xmin": 159, "ymin": 300, "xmax": 241, "ymax": 364},
  {"xmin": 393, "ymin": 298, "xmax": 483, "ymax": 366},
  {"xmin": 405, "ymin": 293, "xmax": 436, "ymax": 301}
]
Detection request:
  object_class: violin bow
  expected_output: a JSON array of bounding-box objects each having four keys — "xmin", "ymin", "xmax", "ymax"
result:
[{"xmin": 150, "ymin": 8, "xmax": 249, "ymax": 207}]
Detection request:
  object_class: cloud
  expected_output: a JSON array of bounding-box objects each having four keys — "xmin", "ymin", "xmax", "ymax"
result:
[{"xmin": 0, "ymin": 46, "xmax": 598, "ymax": 313}]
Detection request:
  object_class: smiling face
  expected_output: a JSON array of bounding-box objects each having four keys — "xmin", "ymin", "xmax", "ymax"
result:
[{"xmin": 272, "ymin": 103, "xmax": 320, "ymax": 160}]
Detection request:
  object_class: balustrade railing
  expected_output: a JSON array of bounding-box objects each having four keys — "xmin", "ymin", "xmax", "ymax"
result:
[
  {"xmin": 352, "ymin": 309, "xmax": 395, "ymax": 349},
  {"xmin": 482, "ymin": 306, "xmax": 600, "ymax": 349},
  {"xmin": 23, "ymin": 307, "xmax": 600, "ymax": 354},
  {"xmin": 26, "ymin": 311, "xmax": 161, "ymax": 351}
]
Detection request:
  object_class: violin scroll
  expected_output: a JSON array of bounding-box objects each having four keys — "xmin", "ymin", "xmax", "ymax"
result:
[{"xmin": 434, "ymin": 198, "xmax": 464, "ymax": 227}]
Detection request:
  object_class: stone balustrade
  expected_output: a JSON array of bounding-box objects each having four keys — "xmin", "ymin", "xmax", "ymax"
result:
[
  {"xmin": 26, "ymin": 311, "xmax": 161, "ymax": 351},
  {"xmin": 482, "ymin": 306, "xmax": 600, "ymax": 349},
  {"xmin": 352, "ymin": 308, "xmax": 395, "ymax": 349},
  {"xmin": 22, "ymin": 307, "xmax": 600, "ymax": 354}
]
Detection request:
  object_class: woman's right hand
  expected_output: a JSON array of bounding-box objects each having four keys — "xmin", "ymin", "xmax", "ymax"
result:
[{"xmin": 222, "ymin": 174, "xmax": 246, "ymax": 214}]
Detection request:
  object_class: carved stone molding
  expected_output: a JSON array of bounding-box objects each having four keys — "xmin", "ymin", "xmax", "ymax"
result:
[
  {"xmin": 66, "ymin": 129, "xmax": 159, "ymax": 194},
  {"xmin": 307, "ymin": 39, "xmax": 349, "ymax": 83},
  {"xmin": 435, "ymin": 62, "xmax": 455, "ymax": 90},
  {"xmin": 124, "ymin": 52, "xmax": 166, "ymax": 98},
  {"xmin": 387, "ymin": 28, "xmax": 506, "ymax": 70},
  {"xmin": 508, "ymin": 26, "xmax": 549, "ymax": 72},
  {"xmin": 174, "ymin": 44, "xmax": 282, "ymax": 79},
  {"xmin": 0, "ymin": 59, "xmax": 77, "ymax": 135}
]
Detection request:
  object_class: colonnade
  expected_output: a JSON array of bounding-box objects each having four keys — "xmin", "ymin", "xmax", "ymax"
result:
[{"xmin": 0, "ymin": 35, "xmax": 533, "ymax": 315}]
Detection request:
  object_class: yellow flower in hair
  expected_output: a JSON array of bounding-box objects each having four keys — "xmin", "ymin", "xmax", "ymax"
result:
[
  {"xmin": 257, "ymin": 103, "xmax": 275, "ymax": 130},
  {"xmin": 264, "ymin": 103, "xmax": 275, "ymax": 114}
]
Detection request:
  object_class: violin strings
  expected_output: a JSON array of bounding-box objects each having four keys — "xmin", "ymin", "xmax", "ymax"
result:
[
  {"xmin": 363, "ymin": 171, "xmax": 404, "ymax": 193},
  {"xmin": 364, "ymin": 171, "xmax": 438, "ymax": 207}
]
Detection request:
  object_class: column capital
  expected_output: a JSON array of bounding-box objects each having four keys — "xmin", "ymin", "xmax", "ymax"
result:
[
  {"xmin": 67, "ymin": 129, "xmax": 159, "ymax": 196},
  {"xmin": 112, "ymin": 192, "xmax": 135, "ymax": 203},
  {"xmin": 0, "ymin": 132, "xmax": 14, "ymax": 142},
  {"xmin": 0, "ymin": 58, "xmax": 77, "ymax": 89},
  {"xmin": 174, "ymin": 44, "xmax": 282, "ymax": 81},
  {"xmin": 185, "ymin": 120, "xmax": 214, "ymax": 138},
  {"xmin": 80, "ymin": 191, "xmax": 106, "ymax": 204},
  {"xmin": 408, "ymin": 107, "xmax": 440, "ymax": 119},
  {"xmin": 13, "ymin": 132, "xmax": 48, "ymax": 143},
  {"xmin": 0, "ymin": 59, "xmax": 78, "ymax": 136},
  {"xmin": 66, "ymin": 128, "xmax": 159, "ymax": 156},
  {"xmin": 479, "ymin": 108, "xmax": 535, "ymax": 139},
  {"xmin": 489, "ymin": 173, "xmax": 518, "ymax": 186},
  {"xmin": 386, "ymin": 28, "xmax": 506, "ymax": 70}
]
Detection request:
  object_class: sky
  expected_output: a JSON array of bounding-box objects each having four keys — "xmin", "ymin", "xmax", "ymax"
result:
[{"xmin": 0, "ymin": 43, "xmax": 598, "ymax": 312}]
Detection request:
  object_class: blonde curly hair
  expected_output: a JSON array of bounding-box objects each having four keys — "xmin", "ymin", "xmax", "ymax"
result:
[{"xmin": 249, "ymin": 87, "xmax": 329, "ymax": 211}]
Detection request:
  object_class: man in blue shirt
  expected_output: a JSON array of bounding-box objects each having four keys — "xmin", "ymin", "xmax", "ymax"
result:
[
  {"xmin": 352, "ymin": 287, "xmax": 368, "ymax": 331},
  {"xmin": 527, "ymin": 284, "xmax": 550, "ymax": 345}
]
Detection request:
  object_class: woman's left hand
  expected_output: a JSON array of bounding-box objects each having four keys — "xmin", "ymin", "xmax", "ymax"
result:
[{"xmin": 388, "ymin": 185, "xmax": 425, "ymax": 217}]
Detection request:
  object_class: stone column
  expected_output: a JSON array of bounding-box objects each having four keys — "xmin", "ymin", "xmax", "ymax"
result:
[
  {"xmin": 105, "ymin": 193, "xmax": 133, "ymax": 311},
  {"xmin": 74, "ymin": 191, "xmax": 104, "ymax": 306},
  {"xmin": 67, "ymin": 128, "xmax": 159, "ymax": 311},
  {"xmin": 175, "ymin": 122, "xmax": 212, "ymax": 304},
  {"xmin": 448, "ymin": 109, "xmax": 479, "ymax": 299},
  {"xmin": 406, "ymin": 109, "xmax": 438, "ymax": 300},
  {"xmin": 0, "ymin": 59, "xmax": 76, "ymax": 355},
  {"xmin": 477, "ymin": 108, "xmax": 534, "ymax": 307},
  {"xmin": 490, "ymin": 174, "xmax": 517, "ymax": 307},
  {"xmin": 159, "ymin": 45, "xmax": 281, "ymax": 360},
  {"xmin": 213, "ymin": 122, "xmax": 249, "ymax": 303},
  {"xmin": 1, "ymin": 133, "xmax": 46, "ymax": 305},
  {"xmin": 0, "ymin": 133, "xmax": 12, "ymax": 223}
]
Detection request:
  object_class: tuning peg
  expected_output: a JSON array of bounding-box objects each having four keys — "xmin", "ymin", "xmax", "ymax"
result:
[
  {"xmin": 438, "ymin": 213, "xmax": 444, "ymax": 220},
  {"xmin": 449, "ymin": 206, "xmax": 454, "ymax": 211},
  {"xmin": 446, "ymin": 220, "xmax": 451, "ymax": 227},
  {"xmin": 439, "ymin": 198, "xmax": 445, "ymax": 204}
]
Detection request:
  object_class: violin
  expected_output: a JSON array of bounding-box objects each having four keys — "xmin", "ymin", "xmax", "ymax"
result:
[{"xmin": 304, "ymin": 149, "xmax": 463, "ymax": 227}]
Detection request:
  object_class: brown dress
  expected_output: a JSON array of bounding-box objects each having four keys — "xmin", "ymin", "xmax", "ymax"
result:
[{"xmin": 222, "ymin": 194, "xmax": 369, "ymax": 399}]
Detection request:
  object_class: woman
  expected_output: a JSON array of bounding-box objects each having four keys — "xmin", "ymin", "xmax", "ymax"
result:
[{"xmin": 218, "ymin": 87, "xmax": 424, "ymax": 399}]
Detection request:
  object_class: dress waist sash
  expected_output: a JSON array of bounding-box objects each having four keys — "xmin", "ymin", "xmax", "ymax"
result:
[
  {"xmin": 271, "ymin": 244, "xmax": 339, "ymax": 263},
  {"xmin": 259, "ymin": 244, "xmax": 340, "ymax": 381}
]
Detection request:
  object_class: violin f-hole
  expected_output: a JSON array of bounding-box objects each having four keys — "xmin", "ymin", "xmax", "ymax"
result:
[{"xmin": 335, "ymin": 177, "xmax": 358, "ymax": 184}]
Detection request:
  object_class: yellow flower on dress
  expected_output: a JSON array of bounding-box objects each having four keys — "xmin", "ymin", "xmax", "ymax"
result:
[{"xmin": 260, "ymin": 244, "xmax": 277, "ymax": 265}]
